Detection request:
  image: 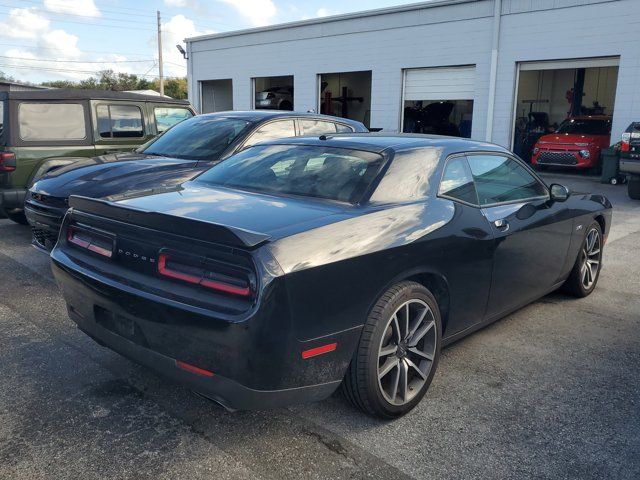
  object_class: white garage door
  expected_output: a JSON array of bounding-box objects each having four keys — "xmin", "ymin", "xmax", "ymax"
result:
[{"xmin": 403, "ymin": 66, "xmax": 476, "ymax": 101}]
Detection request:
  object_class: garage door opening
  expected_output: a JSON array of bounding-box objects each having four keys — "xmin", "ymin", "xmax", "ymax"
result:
[
  {"xmin": 513, "ymin": 58, "xmax": 619, "ymax": 168},
  {"xmin": 253, "ymin": 76, "xmax": 294, "ymax": 111},
  {"xmin": 318, "ymin": 71, "xmax": 371, "ymax": 128},
  {"xmin": 200, "ymin": 79, "xmax": 233, "ymax": 113},
  {"xmin": 402, "ymin": 66, "xmax": 475, "ymax": 137}
]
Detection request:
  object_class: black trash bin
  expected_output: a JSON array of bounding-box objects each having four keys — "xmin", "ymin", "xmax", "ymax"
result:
[{"xmin": 600, "ymin": 147, "xmax": 622, "ymax": 184}]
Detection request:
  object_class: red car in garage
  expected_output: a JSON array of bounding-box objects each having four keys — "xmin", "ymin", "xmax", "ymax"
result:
[{"xmin": 531, "ymin": 116, "xmax": 612, "ymax": 170}]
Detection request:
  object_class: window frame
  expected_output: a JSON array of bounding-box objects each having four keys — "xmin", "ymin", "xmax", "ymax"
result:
[
  {"xmin": 437, "ymin": 151, "xmax": 550, "ymax": 208},
  {"xmin": 16, "ymin": 101, "xmax": 89, "ymax": 144},
  {"xmin": 437, "ymin": 153, "xmax": 478, "ymax": 207},
  {"xmin": 95, "ymin": 102, "xmax": 146, "ymax": 140},
  {"xmin": 334, "ymin": 122, "xmax": 356, "ymax": 133},
  {"xmin": 237, "ymin": 118, "xmax": 299, "ymax": 150},
  {"xmin": 152, "ymin": 106, "xmax": 194, "ymax": 134},
  {"xmin": 299, "ymin": 119, "xmax": 339, "ymax": 136}
]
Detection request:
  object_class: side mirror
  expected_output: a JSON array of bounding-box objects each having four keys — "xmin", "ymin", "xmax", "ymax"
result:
[{"xmin": 550, "ymin": 183, "xmax": 570, "ymax": 202}]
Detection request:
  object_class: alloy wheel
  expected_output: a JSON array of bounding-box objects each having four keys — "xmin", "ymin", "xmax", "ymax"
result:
[
  {"xmin": 580, "ymin": 227, "xmax": 601, "ymax": 289},
  {"xmin": 377, "ymin": 299, "xmax": 437, "ymax": 406}
]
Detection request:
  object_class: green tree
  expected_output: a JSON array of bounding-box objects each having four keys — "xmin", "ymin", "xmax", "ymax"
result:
[
  {"xmin": 150, "ymin": 77, "xmax": 187, "ymax": 99},
  {"xmin": 40, "ymin": 70, "xmax": 165, "ymax": 92}
]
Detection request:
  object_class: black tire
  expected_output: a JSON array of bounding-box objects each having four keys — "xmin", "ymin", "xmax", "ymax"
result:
[
  {"xmin": 562, "ymin": 221, "xmax": 603, "ymax": 297},
  {"xmin": 628, "ymin": 177, "xmax": 640, "ymax": 200},
  {"xmin": 341, "ymin": 281, "xmax": 442, "ymax": 419},
  {"xmin": 6, "ymin": 210, "xmax": 28, "ymax": 225}
]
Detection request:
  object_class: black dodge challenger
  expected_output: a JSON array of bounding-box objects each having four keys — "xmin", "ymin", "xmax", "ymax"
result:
[{"xmin": 50, "ymin": 134, "xmax": 612, "ymax": 418}]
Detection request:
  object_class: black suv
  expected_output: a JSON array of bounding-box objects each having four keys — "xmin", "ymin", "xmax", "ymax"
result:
[
  {"xmin": 0, "ymin": 89, "xmax": 195, "ymax": 223},
  {"xmin": 620, "ymin": 122, "xmax": 640, "ymax": 199},
  {"xmin": 26, "ymin": 110, "xmax": 367, "ymax": 250}
]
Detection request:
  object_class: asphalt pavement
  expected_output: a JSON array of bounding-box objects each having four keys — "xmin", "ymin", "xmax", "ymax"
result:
[{"xmin": 0, "ymin": 173, "xmax": 638, "ymax": 479}]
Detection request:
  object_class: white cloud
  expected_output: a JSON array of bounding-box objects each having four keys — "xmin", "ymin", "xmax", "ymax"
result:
[
  {"xmin": 0, "ymin": 7, "xmax": 148, "ymax": 82},
  {"xmin": 0, "ymin": 8, "xmax": 50, "ymax": 39},
  {"xmin": 316, "ymin": 8, "xmax": 330, "ymax": 17},
  {"xmin": 44, "ymin": 0, "xmax": 101, "ymax": 17},
  {"xmin": 164, "ymin": 0, "xmax": 188, "ymax": 6},
  {"xmin": 220, "ymin": 0, "xmax": 276, "ymax": 27},
  {"xmin": 41, "ymin": 29, "xmax": 82, "ymax": 58},
  {"xmin": 161, "ymin": 14, "xmax": 214, "ymax": 77}
]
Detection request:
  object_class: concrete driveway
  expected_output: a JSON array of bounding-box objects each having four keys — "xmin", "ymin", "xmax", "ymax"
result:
[{"xmin": 0, "ymin": 174, "xmax": 638, "ymax": 479}]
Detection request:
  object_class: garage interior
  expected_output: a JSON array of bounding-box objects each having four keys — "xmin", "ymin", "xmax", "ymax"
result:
[
  {"xmin": 318, "ymin": 71, "xmax": 371, "ymax": 128},
  {"xmin": 513, "ymin": 59, "xmax": 619, "ymax": 162},
  {"xmin": 402, "ymin": 66, "xmax": 475, "ymax": 138},
  {"xmin": 253, "ymin": 75, "xmax": 294, "ymax": 110},
  {"xmin": 200, "ymin": 79, "xmax": 233, "ymax": 113}
]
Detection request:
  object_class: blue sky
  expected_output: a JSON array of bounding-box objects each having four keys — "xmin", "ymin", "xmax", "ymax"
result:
[{"xmin": 0, "ymin": 0, "xmax": 417, "ymax": 84}]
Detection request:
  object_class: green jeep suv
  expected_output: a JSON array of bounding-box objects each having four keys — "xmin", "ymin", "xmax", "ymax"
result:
[{"xmin": 0, "ymin": 89, "xmax": 194, "ymax": 223}]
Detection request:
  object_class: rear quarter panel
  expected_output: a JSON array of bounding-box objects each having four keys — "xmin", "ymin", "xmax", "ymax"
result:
[{"xmin": 266, "ymin": 200, "xmax": 461, "ymax": 342}]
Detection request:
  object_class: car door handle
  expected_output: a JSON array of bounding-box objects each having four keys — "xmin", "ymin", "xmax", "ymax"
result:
[{"xmin": 494, "ymin": 219, "xmax": 509, "ymax": 231}]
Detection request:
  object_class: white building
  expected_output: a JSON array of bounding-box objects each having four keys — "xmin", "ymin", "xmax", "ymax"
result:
[{"xmin": 186, "ymin": 0, "xmax": 639, "ymax": 157}]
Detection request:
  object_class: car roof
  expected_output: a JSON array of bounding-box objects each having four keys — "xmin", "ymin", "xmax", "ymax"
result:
[
  {"xmin": 203, "ymin": 110, "xmax": 365, "ymax": 127},
  {"xmin": 250, "ymin": 133, "xmax": 511, "ymax": 155},
  {"xmin": 0, "ymin": 88, "xmax": 191, "ymax": 104}
]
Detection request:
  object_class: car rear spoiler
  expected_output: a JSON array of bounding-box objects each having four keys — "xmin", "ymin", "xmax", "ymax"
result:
[{"xmin": 68, "ymin": 195, "xmax": 271, "ymax": 249}]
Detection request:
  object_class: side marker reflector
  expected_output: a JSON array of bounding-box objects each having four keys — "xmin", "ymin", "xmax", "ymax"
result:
[
  {"xmin": 176, "ymin": 360, "xmax": 214, "ymax": 377},
  {"xmin": 302, "ymin": 342, "xmax": 337, "ymax": 359}
]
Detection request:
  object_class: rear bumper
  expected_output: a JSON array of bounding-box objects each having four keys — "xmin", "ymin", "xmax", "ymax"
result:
[
  {"xmin": 50, "ymin": 250, "xmax": 358, "ymax": 410},
  {"xmin": 0, "ymin": 188, "xmax": 27, "ymax": 212},
  {"xmin": 72, "ymin": 311, "xmax": 341, "ymax": 411}
]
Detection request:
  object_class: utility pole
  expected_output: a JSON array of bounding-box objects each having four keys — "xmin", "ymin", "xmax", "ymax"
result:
[{"xmin": 157, "ymin": 10, "xmax": 164, "ymax": 96}]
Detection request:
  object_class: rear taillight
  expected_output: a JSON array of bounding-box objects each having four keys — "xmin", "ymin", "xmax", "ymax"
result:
[
  {"xmin": 266, "ymin": 92, "xmax": 276, "ymax": 99},
  {"xmin": 0, "ymin": 152, "xmax": 16, "ymax": 172},
  {"xmin": 157, "ymin": 252, "xmax": 251, "ymax": 297},
  {"xmin": 67, "ymin": 226, "xmax": 114, "ymax": 258},
  {"xmin": 621, "ymin": 133, "xmax": 631, "ymax": 152}
]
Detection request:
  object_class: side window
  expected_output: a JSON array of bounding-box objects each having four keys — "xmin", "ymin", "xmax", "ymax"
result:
[
  {"xmin": 154, "ymin": 107, "xmax": 193, "ymax": 133},
  {"xmin": 245, "ymin": 120, "xmax": 296, "ymax": 146},
  {"xmin": 439, "ymin": 156, "xmax": 477, "ymax": 205},
  {"xmin": 97, "ymin": 104, "xmax": 144, "ymax": 138},
  {"xmin": 18, "ymin": 103, "xmax": 86, "ymax": 141},
  {"xmin": 369, "ymin": 147, "xmax": 440, "ymax": 204},
  {"xmin": 300, "ymin": 120, "xmax": 337, "ymax": 135},
  {"xmin": 335, "ymin": 123, "xmax": 355, "ymax": 133},
  {"xmin": 467, "ymin": 154, "xmax": 548, "ymax": 206}
]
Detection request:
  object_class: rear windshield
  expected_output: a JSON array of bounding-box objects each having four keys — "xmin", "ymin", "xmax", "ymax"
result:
[
  {"xmin": 556, "ymin": 118, "xmax": 611, "ymax": 135},
  {"xmin": 142, "ymin": 116, "xmax": 250, "ymax": 161},
  {"xmin": 195, "ymin": 145, "xmax": 385, "ymax": 204}
]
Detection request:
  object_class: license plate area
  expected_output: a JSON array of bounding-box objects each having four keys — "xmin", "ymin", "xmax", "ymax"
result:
[{"xmin": 94, "ymin": 305, "xmax": 148, "ymax": 347}]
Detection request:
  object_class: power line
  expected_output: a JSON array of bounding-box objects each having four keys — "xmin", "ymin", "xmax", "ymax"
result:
[
  {"xmin": 0, "ymin": 41, "xmax": 154, "ymax": 58},
  {"xmin": 0, "ymin": 12, "xmax": 157, "ymax": 31},
  {"xmin": 0, "ymin": 4, "xmax": 154, "ymax": 23},
  {"xmin": 11, "ymin": 0, "xmax": 156, "ymax": 17},
  {"xmin": 0, "ymin": 55, "xmax": 156, "ymax": 64},
  {"xmin": 0, "ymin": 62, "xmax": 160, "ymax": 77},
  {"xmin": 6, "ymin": 0, "xmax": 246, "ymax": 31}
]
